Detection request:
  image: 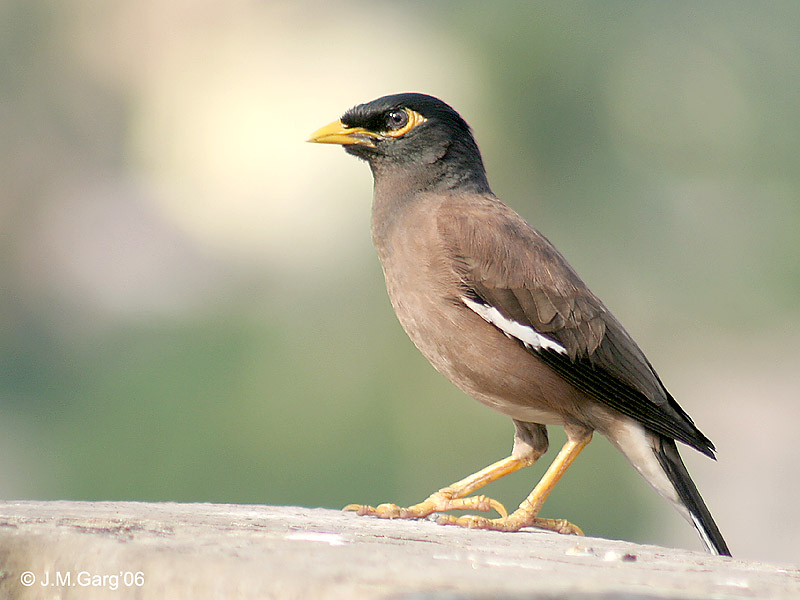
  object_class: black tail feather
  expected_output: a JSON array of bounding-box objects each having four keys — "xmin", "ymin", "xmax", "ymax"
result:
[{"xmin": 654, "ymin": 437, "xmax": 731, "ymax": 556}]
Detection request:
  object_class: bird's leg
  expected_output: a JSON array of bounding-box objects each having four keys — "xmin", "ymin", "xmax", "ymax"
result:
[
  {"xmin": 345, "ymin": 421, "xmax": 549, "ymax": 521},
  {"xmin": 437, "ymin": 432, "xmax": 592, "ymax": 534},
  {"xmin": 344, "ymin": 454, "xmax": 532, "ymax": 520}
]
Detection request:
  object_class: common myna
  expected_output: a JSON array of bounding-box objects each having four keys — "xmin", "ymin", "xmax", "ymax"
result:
[{"xmin": 308, "ymin": 93, "xmax": 730, "ymax": 556}]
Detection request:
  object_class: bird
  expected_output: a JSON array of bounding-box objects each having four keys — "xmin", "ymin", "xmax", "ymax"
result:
[{"xmin": 307, "ymin": 92, "xmax": 730, "ymax": 556}]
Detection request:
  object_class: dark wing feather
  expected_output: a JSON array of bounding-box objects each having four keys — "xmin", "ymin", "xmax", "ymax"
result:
[{"xmin": 437, "ymin": 195, "xmax": 715, "ymax": 457}]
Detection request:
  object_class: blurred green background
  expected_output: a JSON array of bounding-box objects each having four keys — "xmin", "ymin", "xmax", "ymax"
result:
[{"xmin": 2, "ymin": 0, "xmax": 798, "ymax": 563}]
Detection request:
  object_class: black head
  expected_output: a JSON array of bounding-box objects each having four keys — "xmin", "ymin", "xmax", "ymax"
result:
[{"xmin": 309, "ymin": 93, "xmax": 490, "ymax": 193}]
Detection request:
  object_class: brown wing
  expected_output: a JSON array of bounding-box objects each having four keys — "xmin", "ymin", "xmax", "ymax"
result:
[{"xmin": 437, "ymin": 194, "xmax": 714, "ymax": 457}]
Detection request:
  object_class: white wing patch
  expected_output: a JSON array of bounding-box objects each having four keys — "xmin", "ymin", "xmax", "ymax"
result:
[{"xmin": 461, "ymin": 296, "xmax": 567, "ymax": 355}]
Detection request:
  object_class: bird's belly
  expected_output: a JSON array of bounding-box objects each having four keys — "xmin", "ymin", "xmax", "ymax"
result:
[{"xmin": 382, "ymin": 272, "xmax": 578, "ymax": 427}]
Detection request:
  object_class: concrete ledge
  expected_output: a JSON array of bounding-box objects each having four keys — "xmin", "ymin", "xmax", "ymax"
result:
[{"xmin": 0, "ymin": 501, "xmax": 797, "ymax": 599}]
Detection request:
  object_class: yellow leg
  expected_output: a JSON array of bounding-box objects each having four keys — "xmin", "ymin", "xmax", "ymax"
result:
[
  {"xmin": 344, "ymin": 453, "xmax": 535, "ymax": 521},
  {"xmin": 437, "ymin": 434, "xmax": 591, "ymax": 534}
]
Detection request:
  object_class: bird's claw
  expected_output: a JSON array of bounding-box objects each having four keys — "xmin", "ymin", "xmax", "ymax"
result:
[
  {"xmin": 343, "ymin": 492, "xmax": 508, "ymax": 520},
  {"xmin": 541, "ymin": 518, "xmax": 584, "ymax": 536},
  {"xmin": 437, "ymin": 512, "xmax": 584, "ymax": 535},
  {"xmin": 343, "ymin": 503, "xmax": 414, "ymax": 519}
]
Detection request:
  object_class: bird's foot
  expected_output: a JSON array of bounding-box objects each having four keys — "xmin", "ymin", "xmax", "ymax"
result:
[
  {"xmin": 436, "ymin": 509, "xmax": 583, "ymax": 535},
  {"xmin": 343, "ymin": 490, "xmax": 508, "ymax": 520}
]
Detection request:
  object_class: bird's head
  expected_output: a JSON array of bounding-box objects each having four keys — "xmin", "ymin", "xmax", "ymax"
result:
[{"xmin": 308, "ymin": 93, "xmax": 490, "ymax": 192}]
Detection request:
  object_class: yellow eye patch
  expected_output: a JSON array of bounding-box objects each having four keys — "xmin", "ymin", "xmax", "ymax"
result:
[{"xmin": 383, "ymin": 108, "xmax": 427, "ymax": 138}]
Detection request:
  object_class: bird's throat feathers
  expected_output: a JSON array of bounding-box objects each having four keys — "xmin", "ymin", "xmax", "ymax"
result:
[{"xmin": 363, "ymin": 136, "xmax": 491, "ymax": 196}]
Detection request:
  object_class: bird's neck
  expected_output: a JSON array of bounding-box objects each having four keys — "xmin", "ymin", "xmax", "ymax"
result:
[
  {"xmin": 370, "ymin": 169, "xmax": 422, "ymax": 252},
  {"xmin": 369, "ymin": 161, "xmax": 490, "ymax": 256}
]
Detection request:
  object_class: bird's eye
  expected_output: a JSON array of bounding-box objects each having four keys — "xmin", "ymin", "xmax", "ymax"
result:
[{"xmin": 385, "ymin": 109, "xmax": 409, "ymax": 130}]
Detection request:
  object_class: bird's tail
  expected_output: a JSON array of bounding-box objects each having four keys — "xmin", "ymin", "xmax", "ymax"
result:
[
  {"xmin": 652, "ymin": 436, "xmax": 730, "ymax": 556},
  {"xmin": 609, "ymin": 420, "xmax": 730, "ymax": 556}
]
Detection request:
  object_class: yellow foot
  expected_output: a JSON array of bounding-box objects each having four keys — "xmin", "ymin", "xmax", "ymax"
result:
[
  {"xmin": 343, "ymin": 491, "xmax": 508, "ymax": 520},
  {"xmin": 436, "ymin": 511, "xmax": 583, "ymax": 535}
]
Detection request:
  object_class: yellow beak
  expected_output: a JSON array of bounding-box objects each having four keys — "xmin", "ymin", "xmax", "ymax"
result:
[{"xmin": 307, "ymin": 119, "xmax": 379, "ymax": 147}]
